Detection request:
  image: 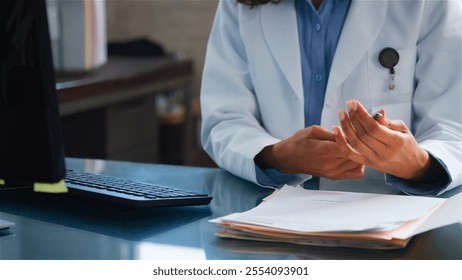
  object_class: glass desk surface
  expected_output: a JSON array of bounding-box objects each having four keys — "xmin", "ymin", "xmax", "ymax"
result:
[{"xmin": 0, "ymin": 158, "xmax": 461, "ymax": 260}]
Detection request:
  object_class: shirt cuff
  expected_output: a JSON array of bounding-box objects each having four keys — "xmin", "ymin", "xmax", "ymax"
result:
[
  {"xmin": 385, "ymin": 155, "xmax": 451, "ymax": 196},
  {"xmin": 255, "ymin": 166, "xmax": 311, "ymax": 188}
]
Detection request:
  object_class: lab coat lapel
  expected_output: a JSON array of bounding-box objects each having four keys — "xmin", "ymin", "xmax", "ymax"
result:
[
  {"xmin": 326, "ymin": 0, "xmax": 389, "ymax": 93},
  {"xmin": 260, "ymin": 1, "xmax": 304, "ymax": 100}
]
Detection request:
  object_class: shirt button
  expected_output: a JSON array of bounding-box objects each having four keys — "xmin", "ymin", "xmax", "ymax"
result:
[
  {"xmin": 315, "ymin": 74, "xmax": 323, "ymax": 82},
  {"xmin": 315, "ymin": 23, "xmax": 322, "ymax": 31}
]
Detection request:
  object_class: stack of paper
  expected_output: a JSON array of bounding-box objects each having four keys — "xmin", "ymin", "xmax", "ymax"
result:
[{"xmin": 211, "ymin": 186, "xmax": 462, "ymax": 250}]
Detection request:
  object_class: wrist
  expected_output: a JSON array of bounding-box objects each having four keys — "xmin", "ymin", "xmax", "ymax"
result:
[
  {"xmin": 254, "ymin": 145, "xmax": 277, "ymax": 170},
  {"xmin": 410, "ymin": 152, "xmax": 448, "ymax": 183},
  {"xmin": 408, "ymin": 151, "xmax": 431, "ymax": 181}
]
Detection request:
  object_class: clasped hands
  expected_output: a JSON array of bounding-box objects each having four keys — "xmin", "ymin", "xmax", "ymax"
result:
[{"xmin": 256, "ymin": 100, "xmax": 431, "ymax": 181}]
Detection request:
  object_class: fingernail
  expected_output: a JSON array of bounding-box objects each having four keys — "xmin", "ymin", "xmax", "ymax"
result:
[
  {"xmin": 338, "ymin": 110, "xmax": 345, "ymax": 121},
  {"xmin": 333, "ymin": 127, "xmax": 338, "ymax": 136},
  {"xmin": 347, "ymin": 100, "xmax": 353, "ymax": 112},
  {"xmin": 348, "ymin": 100, "xmax": 357, "ymax": 111}
]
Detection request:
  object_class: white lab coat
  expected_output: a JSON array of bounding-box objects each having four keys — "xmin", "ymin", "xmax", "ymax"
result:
[{"xmin": 200, "ymin": 0, "xmax": 462, "ymax": 195}]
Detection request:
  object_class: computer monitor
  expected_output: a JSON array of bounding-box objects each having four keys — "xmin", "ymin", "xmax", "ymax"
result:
[{"xmin": 0, "ymin": 0, "xmax": 65, "ymax": 187}]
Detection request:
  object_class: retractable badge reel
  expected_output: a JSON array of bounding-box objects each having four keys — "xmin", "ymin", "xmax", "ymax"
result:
[{"xmin": 379, "ymin": 47, "xmax": 399, "ymax": 90}]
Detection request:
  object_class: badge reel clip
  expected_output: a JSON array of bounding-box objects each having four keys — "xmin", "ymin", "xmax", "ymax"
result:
[{"xmin": 379, "ymin": 48, "xmax": 399, "ymax": 91}]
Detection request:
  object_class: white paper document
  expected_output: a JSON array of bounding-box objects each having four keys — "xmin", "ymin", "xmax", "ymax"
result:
[{"xmin": 212, "ymin": 185, "xmax": 462, "ymax": 237}]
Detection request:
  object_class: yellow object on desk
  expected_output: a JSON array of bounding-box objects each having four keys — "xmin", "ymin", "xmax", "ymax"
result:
[{"xmin": 34, "ymin": 180, "xmax": 68, "ymax": 193}]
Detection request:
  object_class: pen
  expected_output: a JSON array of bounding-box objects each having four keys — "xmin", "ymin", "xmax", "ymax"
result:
[{"xmin": 372, "ymin": 110, "xmax": 383, "ymax": 121}]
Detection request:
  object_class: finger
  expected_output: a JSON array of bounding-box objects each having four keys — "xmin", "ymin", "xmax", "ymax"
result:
[
  {"xmin": 307, "ymin": 125, "xmax": 336, "ymax": 141},
  {"xmin": 338, "ymin": 110, "xmax": 362, "ymax": 149},
  {"xmin": 335, "ymin": 162, "xmax": 365, "ymax": 179},
  {"xmin": 333, "ymin": 125, "xmax": 370, "ymax": 165},
  {"xmin": 331, "ymin": 157, "xmax": 365, "ymax": 179},
  {"xmin": 347, "ymin": 100, "xmax": 389, "ymax": 146},
  {"xmin": 338, "ymin": 108, "xmax": 382, "ymax": 161},
  {"xmin": 295, "ymin": 126, "xmax": 336, "ymax": 142},
  {"xmin": 317, "ymin": 140, "xmax": 365, "ymax": 179},
  {"xmin": 308, "ymin": 148, "xmax": 365, "ymax": 179},
  {"xmin": 386, "ymin": 119, "xmax": 410, "ymax": 133},
  {"xmin": 371, "ymin": 108, "xmax": 410, "ymax": 134}
]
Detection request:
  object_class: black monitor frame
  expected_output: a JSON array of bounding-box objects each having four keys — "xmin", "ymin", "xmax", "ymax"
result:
[{"xmin": 0, "ymin": 0, "xmax": 65, "ymax": 187}]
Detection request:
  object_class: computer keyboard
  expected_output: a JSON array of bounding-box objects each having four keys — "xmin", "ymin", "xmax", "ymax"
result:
[{"xmin": 64, "ymin": 170, "xmax": 212, "ymax": 207}]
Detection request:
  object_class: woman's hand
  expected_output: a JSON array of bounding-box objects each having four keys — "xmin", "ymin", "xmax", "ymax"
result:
[
  {"xmin": 255, "ymin": 125, "xmax": 365, "ymax": 180},
  {"xmin": 334, "ymin": 99, "xmax": 431, "ymax": 181}
]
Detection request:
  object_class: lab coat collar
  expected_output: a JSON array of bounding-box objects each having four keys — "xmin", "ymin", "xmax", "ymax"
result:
[
  {"xmin": 260, "ymin": 0, "xmax": 389, "ymax": 97},
  {"xmin": 260, "ymin": 1, "xmax": 304, "ymax": 100},
  {"xmin": 327, "ymin": 0, "xmax": 388, "ymax": 93}
]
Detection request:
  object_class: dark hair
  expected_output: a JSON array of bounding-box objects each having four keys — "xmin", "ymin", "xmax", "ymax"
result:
[{"xmin": 236, "ymin": 0, "xmax": 282, "ymax": 8}]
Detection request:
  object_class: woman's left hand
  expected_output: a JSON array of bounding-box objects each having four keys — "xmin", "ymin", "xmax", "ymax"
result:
[{"xmin": 334, "ymin": 99, "xmax": 431, "ymax": 181}]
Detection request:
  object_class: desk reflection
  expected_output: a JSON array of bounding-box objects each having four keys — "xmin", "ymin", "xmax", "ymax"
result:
[
  {"xmin": 0, "ymin": 158, "xmax": 460, "ymax": 260},
  {"xmin": 205, "ymin": 170, "xmax": 273, "ymax": 217}
]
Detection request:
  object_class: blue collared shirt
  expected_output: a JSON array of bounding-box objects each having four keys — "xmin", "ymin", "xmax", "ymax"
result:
[
  {"xmin": 256, "ymin": 0, "xmax": 350, "ymax": 188},
  {"xmin": 298, "ymin": 0, "xmax": 351, "ymax": 127}
]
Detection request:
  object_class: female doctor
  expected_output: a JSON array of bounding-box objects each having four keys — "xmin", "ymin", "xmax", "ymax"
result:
[{"xmin": 200, "ymin": 0, "xmax": 462, "ymax": 196}]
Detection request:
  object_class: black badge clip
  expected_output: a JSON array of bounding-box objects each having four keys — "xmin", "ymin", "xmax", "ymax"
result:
[{"xmin": 379, "ymin": 48, "xmax": 399, "ymax": 90}]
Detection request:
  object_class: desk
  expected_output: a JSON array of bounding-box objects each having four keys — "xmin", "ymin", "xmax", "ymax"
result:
[
  {"xmin": 57, "ymin": 55, "xmax": 195, "ymax": 164},
  {"xmin": 0, "ymin": 158, "xmax": 461, "ymax": 260}
]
